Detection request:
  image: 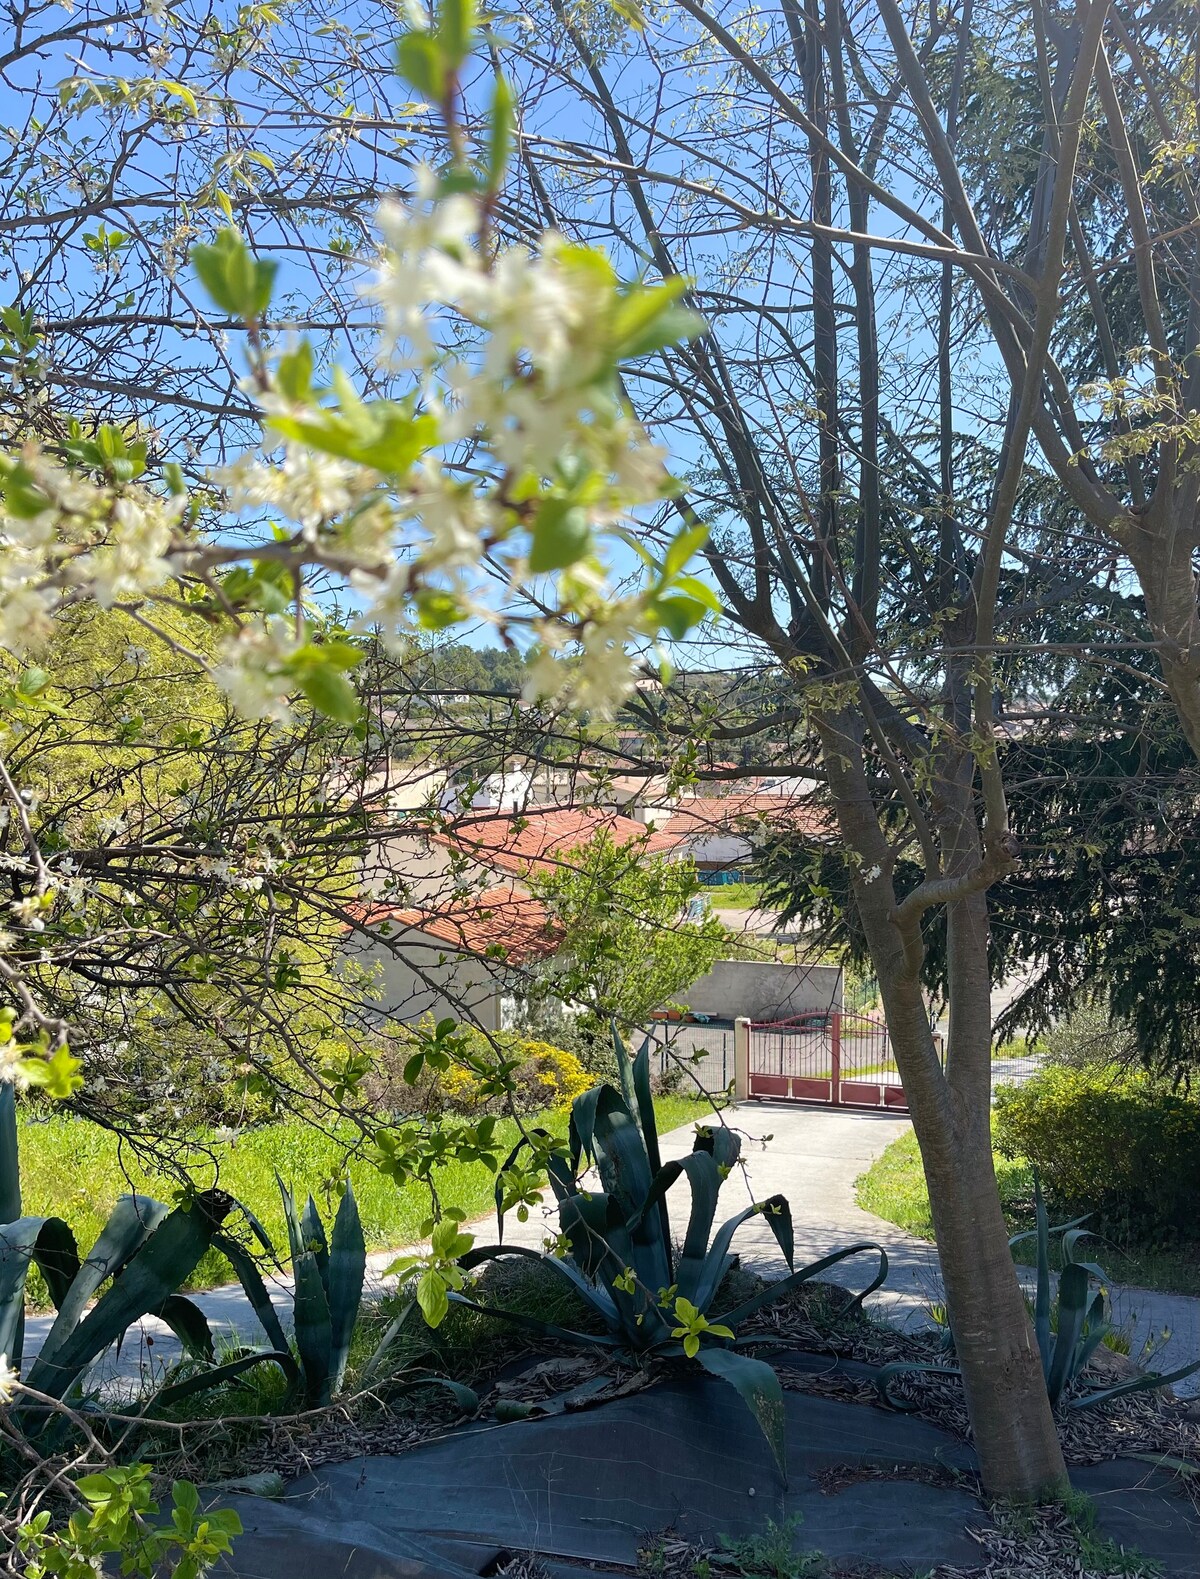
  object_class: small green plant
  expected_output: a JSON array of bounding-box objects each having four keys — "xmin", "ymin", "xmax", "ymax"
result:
[
  {"xmin": 1057, "ymin": 1487, "xmax": 1162, "ymax": 1578},
  {"xmin": 716, "ymin": 1515, "xmax": 825, "ymax": 1579},
  {"xmin": 209, "ymin": 1173, "xmax": 365, "ymax": 1408},
  {"xmin": 1015, "ymin": 1179, "xmax": 1199, "ymax": 1408},
  {"xmin": 453, "ymin": 1028, "xmax": 888, "ymax": 1478},
  {"xmin": 17, "ymin": 1464, "xmax": 241, "ymax": 1579}
]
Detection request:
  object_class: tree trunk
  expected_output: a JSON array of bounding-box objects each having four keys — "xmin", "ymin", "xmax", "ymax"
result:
[
  {"xmin": 817, "ymin": 708, "xmax": 1069, "ymax": 1500},
  {"xmin": 1126, "ymin": 508, "xmax": 1200, "ymax": 762}
]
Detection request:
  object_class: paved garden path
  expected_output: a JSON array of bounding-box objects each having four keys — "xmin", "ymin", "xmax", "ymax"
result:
[{"xmin": 22, "ymin": 1103, "xmax": 1200, "ymax": 1399}]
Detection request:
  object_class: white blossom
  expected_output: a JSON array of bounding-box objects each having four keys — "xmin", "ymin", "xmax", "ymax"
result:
[
  {"xmin": 0, "ymin": 1353, "xmax": 18, "ymax": 1404},
  {"xmin": 0, "ymin": 1045, "xmax": 31, "ymax": 1092}
]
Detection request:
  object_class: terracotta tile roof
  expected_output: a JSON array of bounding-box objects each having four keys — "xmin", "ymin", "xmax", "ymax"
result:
[
  {"xmin": 347, "ymin": 885, "xmax": 559, "ymax": 964},
  {"xmin": 438, "ymin": 807, "xmax": 678, "ymax": 876},
  {"xmin": 654, "ymin": 793, "xmax": 832, "ymax": 841}
]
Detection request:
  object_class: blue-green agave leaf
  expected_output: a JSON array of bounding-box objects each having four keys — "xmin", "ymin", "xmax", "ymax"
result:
[
  {"xmin": 327, "ymin": 1181, "xmax": 365, "ymax": 1395},
  {"xmin": 696, "ymin": 1346, "xmax": 788, "ymax": 1484}
]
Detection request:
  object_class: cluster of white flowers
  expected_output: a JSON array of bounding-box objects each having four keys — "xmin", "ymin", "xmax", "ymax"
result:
[
  {"xmin": 0, "ymin": 453, "xmax": 185, "ymax": 658},
  {"xmin": 1, "ymin": 160, "xmax": 703, "ymax": 731},
  {"xmin": 0, "ymin": 1043, "xmax": 31, "ymax": 1092}
]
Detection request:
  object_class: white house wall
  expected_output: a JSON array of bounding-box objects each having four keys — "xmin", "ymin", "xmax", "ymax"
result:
[{"xmin": 350, "ymin": 931, "xmax": 504, "ymax": 1032}]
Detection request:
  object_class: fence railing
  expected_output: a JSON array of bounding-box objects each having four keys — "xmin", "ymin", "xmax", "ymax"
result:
[
  {"xmin": 747, "ymin": 1010, "xmax": 908, "ymax": 1109},
  {"xmin": 642, "ymin": 1018, "xmax": 735, "ymax": 1096}
]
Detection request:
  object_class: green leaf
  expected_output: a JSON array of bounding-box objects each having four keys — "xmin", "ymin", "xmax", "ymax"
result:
[
  {"xmin": 414, "ymin": 588, "xmax": 468, "ymax": 629},
  {"xmin": 529, "ymin": 499, "xmax": 591, "ymax": 573},
  {"xmin": 293, "ymin": 661, "xmax": 361, "ymax": 724},
  {"xmin": 439, "ymin": 0, "xmax": 477, "ymax": 68},
  {"xmin": 191, "ymin": 227, "xmax": 277, "ymax": 321},
  {"xmin": 613, "ymin": 278, "xmax": 705, "ymax": 360},
  {"xmin": 487, "ymin": 73, "xmax": 514, "ymax": 184},
  {"xmin": 276, "ymin": 341, "xmax": 315, "ymax": 404},
  {"xmin": 416, "ymin": 1269, "xmax": 449, "ymax": 1328},
  {"xmin": 269, "ymin": 400, "xmax": 435, "ymax": 474},
  {"xmin": 395, "ymin": 31, "xmax": 446, "ymax": 100},
  {"xmin": 651, "ymin": 592, "xmax": 710, "ymax": 640}
]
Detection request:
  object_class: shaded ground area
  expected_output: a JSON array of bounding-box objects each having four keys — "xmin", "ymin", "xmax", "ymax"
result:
[{"xmin": 210, "ymin": 1370, "xmax": 1200, "ymax": 1578}]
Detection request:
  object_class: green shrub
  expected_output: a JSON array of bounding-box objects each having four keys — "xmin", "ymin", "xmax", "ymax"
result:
[
  {"xmin": 994, "ymin": 1064, "xmax": 1200, "ymax": 1241},
  {"xmin": 365, "ymin": 1026, "xmax": 590, "ymax": 1117}
]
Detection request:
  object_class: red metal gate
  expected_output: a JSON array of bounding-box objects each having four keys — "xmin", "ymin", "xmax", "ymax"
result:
[{"xmin": 748, "ymin": 1011, "xmax": 908, "ymax": 1111}]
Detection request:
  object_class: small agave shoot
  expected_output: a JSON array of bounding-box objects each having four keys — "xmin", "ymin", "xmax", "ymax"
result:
[
  {"xmin": 878, "ymin": 1176, "xmax": 1200, "ymax": 1411},
  {"xmin": 0, "ymin": 1084, "xmax": 287, "ymax": 1434},
  {"xmin": 222, "ymin": 1177, "xmax": 477, "ymax": 1415},
  {"xmin": 456, "ymin": 1030, "xmax": 889, "ymax": 1479}
]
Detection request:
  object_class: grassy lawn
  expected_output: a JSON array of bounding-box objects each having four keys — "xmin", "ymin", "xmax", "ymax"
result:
[
  {"xmin": 705, "ymin": 881, "xmax": 766, "ymax": 910},
  {"xmin": 16, "ymin": 1092, "xmax": 710, "ymax": 1299},
  {"xmin": 856, "ymin": 1129, "xmax": 1200, "ymax": 1298}
]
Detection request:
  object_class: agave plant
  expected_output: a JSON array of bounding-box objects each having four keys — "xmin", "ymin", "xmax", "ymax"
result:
[
  {"xmin": 218, "ymin": 1175, "xmax": 480, "ymax": 1419},
  {"xmin": 453, "ymin": 1029, "xmax": 889, "ymax": 1478},
  {"xmin": 0, "ymin": 1084, "xmax": 289, "ymax": 1432},
  {"xmin": 212, "ymin": 1175, "xmax": 366, "ymax": 1408},
  {"xmin": 878, "ymin": 1176, "xmax": 1200, "ymax": 1412},
  {"xmin": 1015, "ymin": 1178, "xmax": 1200, "ymax": 1409}
]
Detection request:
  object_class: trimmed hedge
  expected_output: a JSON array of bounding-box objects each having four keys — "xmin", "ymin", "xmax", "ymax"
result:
[{"xmin": 994, "ymin": 1064, "xmax": 1200, "ymax": 1242}]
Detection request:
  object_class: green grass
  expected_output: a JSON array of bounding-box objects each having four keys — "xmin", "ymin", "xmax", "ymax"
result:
[
  {"xmin": 16, "ymin": 1092, "xmax": 709, "ymax": 1300},
  {"xmin": 705, "ymin": 881, "xmax": 765, "ymax": 910},
  {"xmin": 856, "ymin": 1129, "xmax": 1200, "ymax": 1298}
]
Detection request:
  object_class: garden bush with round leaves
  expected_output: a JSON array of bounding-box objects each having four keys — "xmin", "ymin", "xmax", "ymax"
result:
[
  {"xmin": 366, "ymin": 1026, "xmax": 590, "ymax": 1118},
  {"xmin": 994, "ymin": 1064, "xmax": 1200, "ymax": 1242}
]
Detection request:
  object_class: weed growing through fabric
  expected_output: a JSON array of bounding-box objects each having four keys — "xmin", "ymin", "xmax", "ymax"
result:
[{"xmin": 716, "ymin": 1516, "xmax": 825, "ymax": 1579}]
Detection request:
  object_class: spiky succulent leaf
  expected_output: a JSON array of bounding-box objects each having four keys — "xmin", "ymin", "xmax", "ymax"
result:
[
  {"xmin": 0, "ymin": 1216, "xmax": 76, "ymax": 1367},
  {"xmin": 150, "ymin": 1294, "xmax": 216, "ymax": 1363},
  {"xmin": 275, "ymin": 1175, "xmax": 305, "ymax": 1266},
  {"xmin": 0, "ymin": 1084, "xmax": 19, "ymax": 1224},
  {"xmin": 213, "ymin": 1232, "xmax": 290, "ymax": 1355},
  {"xmin": 1073, "ymin": 1358, "xmax": 1200, "ymax": 1409},
  {"xmin": 25, "ymin": 1191, "xmax": 231, "ymax": 1401},
  {"xmin": 630, "ymin": 1033, "xmax": 671, "ymax": 1269},
  {"xmin": 459, "ymin": 1242, "xmax": 619, "ymax": 1327},
  {"xmin": 696, "ymin": 1346, "xmax": 788, "ymax": 1483},
  {"xmin": 291, "ymin": 1248, "xmax": 333, "ymax": 1405},
  {"xmin": 1033, "ymin": 1177, "xmax": 1052, "ymax": 1374},
  {"xmin": 716, "ymin": 1242, "xmax": 889, "ymax": 1327},
  {"xmin": 300, "ymin": 1194, "xmax": 330, "ymax": 1288},
  {"xmin": 633, "ymin": 1152, "xmax": 720, "ymax": 1304},
  {"xmin": 35, "ymin": 1195, "xmax": 170, "ymax": 1375},
  {"xmin": 692, "ymin": 1193, "xmax": 794, "ymax": 1311},
  {"xmin": 1046, "ymin": 1261, "xmax": 1091, "ymax": 1404},
  {"xmin": 875, "ymin": 1359, "xmax": 965, "ymax": 1410},
  {"xmin": 693, "ymin": 1122, "xmax": 742, "ymax": 1174},
  {"xmin": 146, "ymin": 1350, "xmax": 299, "ymax": 1415},
  {"xmin": 447, "ymin": 1288, "xmax": 618, "ymax": 1348},
  {"xmin": 327, "ymin": 1182, "xmax": 365, "ymax": 1395}
]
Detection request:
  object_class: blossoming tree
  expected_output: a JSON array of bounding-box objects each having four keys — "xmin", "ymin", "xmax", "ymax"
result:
[{"xmin": 0, "ymin": 0, "xmax": 716, "ymax": 1093}]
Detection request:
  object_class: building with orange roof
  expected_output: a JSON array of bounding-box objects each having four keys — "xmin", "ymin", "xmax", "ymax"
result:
[{"xmin": 342, "ymin": 885, "xmax": 559, "ymax": 1031}]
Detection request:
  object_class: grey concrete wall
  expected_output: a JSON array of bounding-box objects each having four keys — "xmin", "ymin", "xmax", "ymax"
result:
[{"xmin": 676, "ymin": 958, "xmax": 842, "ymax": 1021}]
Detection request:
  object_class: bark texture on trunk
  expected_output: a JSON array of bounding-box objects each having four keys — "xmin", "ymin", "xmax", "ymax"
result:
[{"xmin": 817, "ymin": 707, "xmax": 1069, "ymax": 1501}]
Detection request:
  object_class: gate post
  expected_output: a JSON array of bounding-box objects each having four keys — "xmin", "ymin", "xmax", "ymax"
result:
[
  {"xmin": 830, "ymin": 1012, "xmax": 841, "ymax": 1106},
  {"xmin": 734, "ymin": 1016, "xmax": 751, "ymax": 1102}
]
